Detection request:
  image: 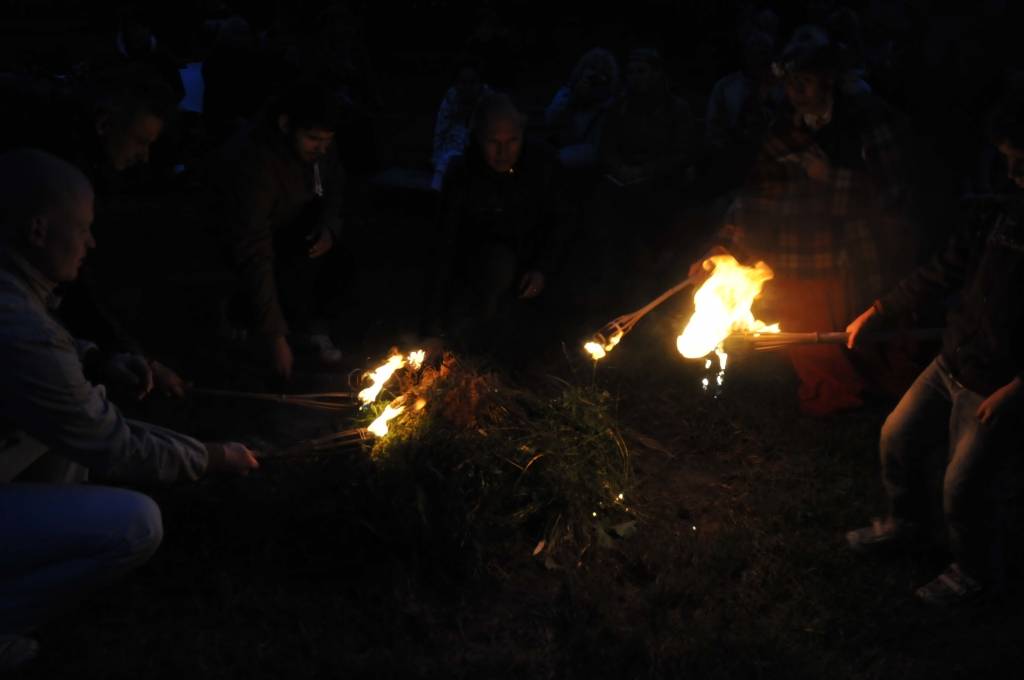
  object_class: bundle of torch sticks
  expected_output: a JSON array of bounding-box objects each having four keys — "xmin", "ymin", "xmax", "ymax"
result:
[
  {"xmin": 190, "ymin": 387, "xmax": 355, "ymax": 412},
  {"xmin": 190, "ymin": 348, "xmax": 429, "ymax": 459}
]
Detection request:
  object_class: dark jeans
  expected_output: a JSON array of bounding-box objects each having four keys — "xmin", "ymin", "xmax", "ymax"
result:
[{"xmin": 1, "ymin": 463, "xmax": 162, "ymax": 634}]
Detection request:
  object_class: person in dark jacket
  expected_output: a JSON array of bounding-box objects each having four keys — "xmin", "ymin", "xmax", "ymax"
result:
[
  {"xmin": 44, "ymin": 74, "xmax": 187, "ymax": 397},
  {"xmin": 429, "ymin": 93, "xmax": 567, "ymax": 355},
  {"xmin": 844, "ymin": 97, "xmax": 1024, "ymax": 605},
  {"xmin": 214, "ymin": 81, "xmax": 345, "ymax": 380}
]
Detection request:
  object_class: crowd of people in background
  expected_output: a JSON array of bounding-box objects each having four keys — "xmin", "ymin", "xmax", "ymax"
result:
[{"xmin": 3, "ymin": 0, "xmax": 1024, "ymax": 669}]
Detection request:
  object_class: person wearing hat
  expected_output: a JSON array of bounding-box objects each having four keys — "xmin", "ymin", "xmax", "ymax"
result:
[{"xmin": 695, "ymin": 25, "xmax": 917, "ymax": 416}]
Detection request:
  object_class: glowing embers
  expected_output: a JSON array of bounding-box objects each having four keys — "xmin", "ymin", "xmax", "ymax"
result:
[{"xmin": 676, "ymin": 254, "xmax": 779, "ymax": 360}]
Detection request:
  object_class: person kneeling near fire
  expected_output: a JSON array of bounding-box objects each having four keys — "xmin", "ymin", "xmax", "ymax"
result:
[
  {"xmin": 0, "ymin": 149, "xmax": 258, "ymax": 671},
  {"xmin": 211, "ymin": 80, "xmax": 347, "ymax": 382},
  {"xmin": 844, "ymin": 98, "xmax": 1024, "ymax": 605}
]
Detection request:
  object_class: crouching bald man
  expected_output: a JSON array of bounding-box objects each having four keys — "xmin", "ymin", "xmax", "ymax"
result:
[{"xmin": 0, "ymin": 149, "xmax": 258, "ymax": 670}]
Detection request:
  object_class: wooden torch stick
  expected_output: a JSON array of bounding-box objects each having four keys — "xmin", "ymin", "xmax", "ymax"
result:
[
  {"xmin": 190, "ymin": 387, "xmax": 356, "ymax": 411},
  {"xmin": 727, "ymin": 328, "xmax": 945, "ymax": 352},
  {"xmin": 265, "ymin": 428, "xmax": 371, "ymax": 460},
  {"xmin": 588, "ymin": 274, "xmax": 701, "ymax": 355}
]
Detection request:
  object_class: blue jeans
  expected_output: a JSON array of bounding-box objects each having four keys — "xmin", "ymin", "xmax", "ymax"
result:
[
  {"xmin": 881, "ymin": 356, "xmax": 1020, "ymax": 577},
  {"xmin": 0, "ymin": 461, "xmax": 163, "ymax": 634}
]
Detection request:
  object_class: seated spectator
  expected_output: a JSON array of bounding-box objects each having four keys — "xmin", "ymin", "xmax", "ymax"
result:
[
  {"xmin": 101, "ymin": 7, "xmax": 186, "ymax": 105},
  {"xmin": 432, "ymin": 56, "xmax": 490, "ymax": 190},
  {"xmin": 600, "ymin": 48, "xmax": 700, "ymax": 188},
  {"xmin": 202, "ymin": 15, "xmax": 264, "ymax": 143},
  {"xmin": 791, "ymin": 23, "xmax": 870, "ymax": 97},
  {"xmin": 696, "ymin": 25, "xmax": 916, "ymax": 416},
  {"xmin": 584, "ymin": 49, "xmax": 700, "ymax": 309},
  {"xmin": 706, "ymin": 30, "xmax": 782, "ymax": 154},
  {"xmin": 0, "ymin": 149, "xmax": 258, "ymax": 672},
  {"xmin": 289, "ymin": 3, "xmax": 382, "ymax": 186},
  {"xmin": 545, "ymin": 48, "xmax": 619, "ymax": 171},
  {"xmin": 211, "ymin": 81, "xmax": 346, "ymax": 381},
  {"xmin": 428, "ymin": 93, "xmax": 567, "ymax": 354}
]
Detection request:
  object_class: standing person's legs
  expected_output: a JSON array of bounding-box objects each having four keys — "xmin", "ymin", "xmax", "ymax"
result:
[
  {"xmin": 0, "ymin": 484, "xmax": 163, "ymax": 634},
  {"xmin": 943, "ymin": 381, "xmax": 1013, "ymax": 580},
  {"xmin": 879, "ymin": 356, "xmax": 952, "ymax": 522},
  {"xmin": 847, "ymin": 356, "xmax": 950, "ymax": 551}
]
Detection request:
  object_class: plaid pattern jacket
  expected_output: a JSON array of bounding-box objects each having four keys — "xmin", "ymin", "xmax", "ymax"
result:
[{"xmin": 722, "ymin": 94, "xmax": 911, "ymax": 308}]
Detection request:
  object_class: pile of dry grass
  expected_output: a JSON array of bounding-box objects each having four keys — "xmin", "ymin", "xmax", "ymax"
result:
[{"xmin": 363, "ymin": 353, "xmax": 636, "ymax": 575}]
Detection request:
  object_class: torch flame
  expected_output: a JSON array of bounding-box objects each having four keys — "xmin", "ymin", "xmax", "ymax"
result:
[
  {"xmin": 584, "ymin": 328, "xmax": 624, "ymax": 361},
  {"xmin": 407, "ymin": 350, "xmax": 425, "ymax": 370},
  {"xmin": 367, "ymin": 397, "xmax": 406, "ymax": 437},
  {"xmin": 358, "ymin": 354, "xmax": 406, "ymax": 404},
  {"xmin": 677, "ymin": 255, "xmax": 779, "ymax": 359}
]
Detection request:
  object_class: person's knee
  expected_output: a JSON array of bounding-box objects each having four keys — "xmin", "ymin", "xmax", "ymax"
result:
[
  {"xmin": 110, "ymin": 491, "xmax": 164, "ymax": 566},
  {"xmin": 879, "ymin": 411, "xmax": 906, "ymax": 459}
]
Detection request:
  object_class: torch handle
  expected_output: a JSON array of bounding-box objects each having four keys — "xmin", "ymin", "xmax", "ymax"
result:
[
  {"xmin": 191, "ymin": 387, "xmax": 354, "ymax": 401},
  {"xmin": 821, "ymin": 329, "xmax": 944, "ymax": 344},
  {"xmin": 734, "ymin": 328, "xmax": 944, "ymax": 351},
  {"xmin": 632, "ymin": 274, "xmax": 701, "ymax": 319}
]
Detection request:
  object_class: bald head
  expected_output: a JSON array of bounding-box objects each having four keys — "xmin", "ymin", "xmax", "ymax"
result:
[
  {"xmin": 0, "ymin": 149, "xmax": 95, "ymax": 282},
  {"xmin": 472, "ymin": 93, "xmax": 526, "ymax": 173}
]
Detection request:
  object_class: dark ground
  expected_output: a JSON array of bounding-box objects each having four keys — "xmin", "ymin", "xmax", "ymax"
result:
[{"xmin": 10, "ymin": 301, "xmax": 1024, "ymax": 680}]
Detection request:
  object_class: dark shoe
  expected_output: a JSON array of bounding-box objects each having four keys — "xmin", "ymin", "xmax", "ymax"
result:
[
  {"xmin": 846, "ymin": 516, "xmax": 915, "ymax": 553},
  {"xmin": 915, "ymin": 563, "xmax": 983, "ymax": 606},
  {"xmin": 0, "ymin": 635, "xmax": 39, "ymax": 672}
]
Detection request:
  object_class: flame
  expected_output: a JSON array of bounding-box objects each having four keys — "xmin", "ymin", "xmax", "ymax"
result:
[
  {"xmin": 367, "ymin": 397, "xmax": 406, "ymax": 437},
  {"xmin": 584, "ymin": 328, "xmax": 624, "ymax": 361},
  {"xmin": 407, "ymin": 350, "xmax": 426, "ymax": 370},
  {"xmin": 358, "ymin": 354, "xmax": 405, "ymax": 404},
  {"xmin": 583, "ymin": 341, "xmax": 606, "ymax": 360},
  {"xmin": 677, "ymin": 255, "xmax": 779, "ymax": 359}
]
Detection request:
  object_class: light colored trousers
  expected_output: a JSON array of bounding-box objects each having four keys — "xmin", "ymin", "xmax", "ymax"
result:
[
  {"xmin": 0, "ymin": 450, "xmax": 162, "ymax": 634},
  {"xmin": 881, "ymin": 355, "xmax": 1020, "ymax": 578}
]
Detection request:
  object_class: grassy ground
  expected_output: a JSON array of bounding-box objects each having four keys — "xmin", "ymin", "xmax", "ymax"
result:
[{"xmin": 11, "ymin": 306, "xmax": 1024, "ymax": 680}]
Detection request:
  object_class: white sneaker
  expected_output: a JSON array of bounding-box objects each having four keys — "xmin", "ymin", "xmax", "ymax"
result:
[{"xmin": 0, "ymin": 635, "xmax": 39, "ymax": 672}]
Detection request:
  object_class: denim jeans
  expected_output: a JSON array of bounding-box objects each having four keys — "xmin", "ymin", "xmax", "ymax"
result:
[
  {"xmin": 0, "ymin": 470, "xmax": 163, "ymax": 634},
  {"xmin": 880, "ymin": 355, "xmax": 1020, "ymax": 577}
]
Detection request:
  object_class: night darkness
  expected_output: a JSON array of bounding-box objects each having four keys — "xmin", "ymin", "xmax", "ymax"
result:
[{"xmin": 3, "ymin": 1, "xmax": 1024, "ymax": 678}]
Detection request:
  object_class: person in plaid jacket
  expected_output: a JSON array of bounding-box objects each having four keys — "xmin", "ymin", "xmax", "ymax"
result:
[{"xmin": 706, "ymin": 26, "xmax": 916, "ymax": 416}]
